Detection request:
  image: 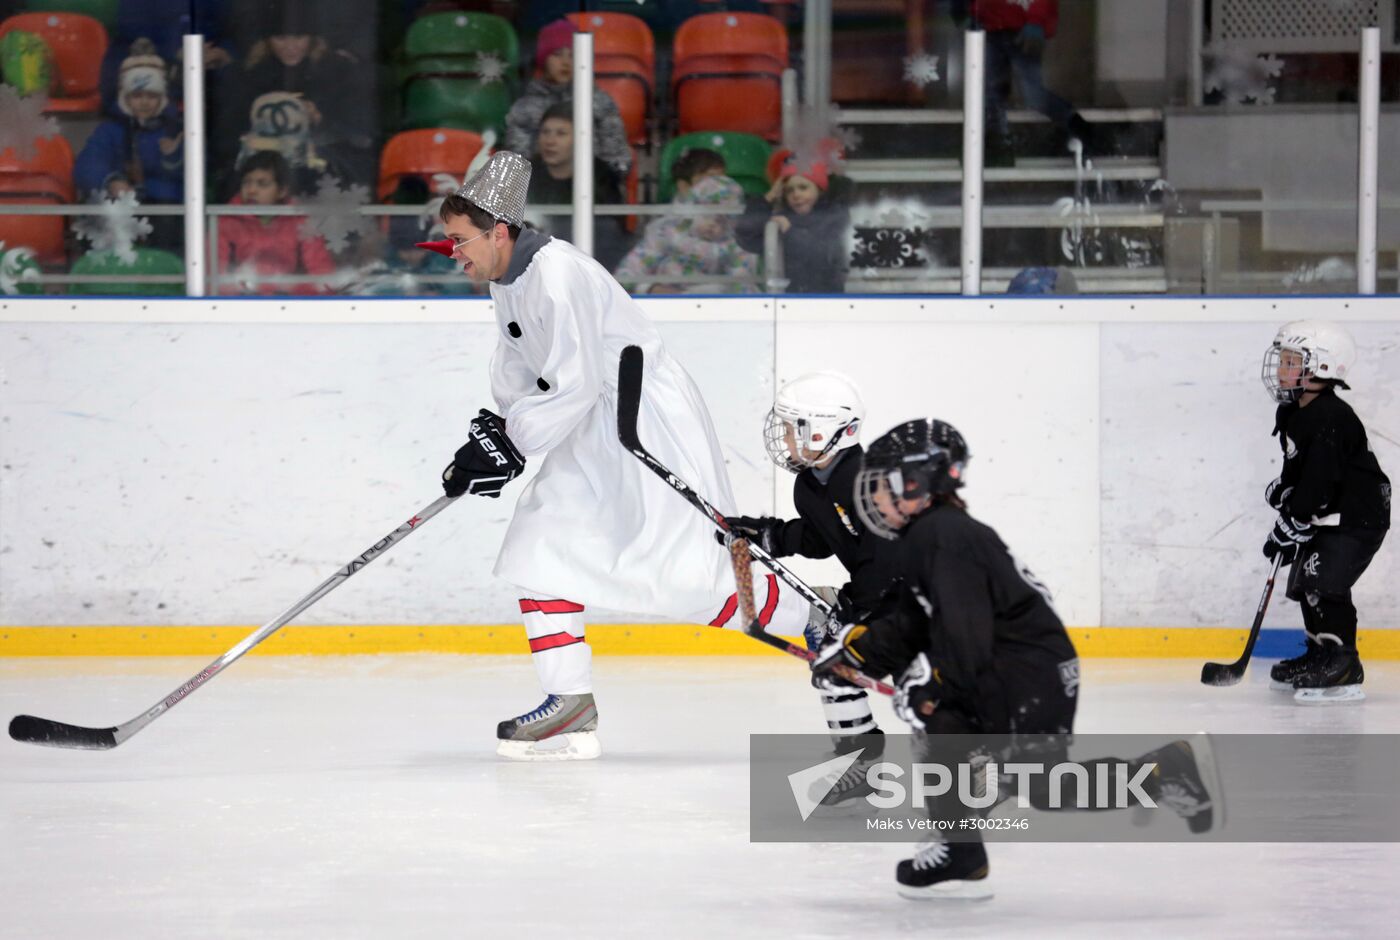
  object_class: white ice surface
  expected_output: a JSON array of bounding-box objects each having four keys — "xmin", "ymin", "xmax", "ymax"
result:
[{"xmin": 3, "ymin": 656, "xmax": 1399, "ymax": 938}]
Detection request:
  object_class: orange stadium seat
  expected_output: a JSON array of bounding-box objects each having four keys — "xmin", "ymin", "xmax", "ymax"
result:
[
  {"xmin": 671, "ymin": 12, "xmax": 787, "ymax": 141},
  {"xmin": 0, "ymin": 12, "xmax": 108, "ymax": 113},
  {"xmin": 377, "ymin": 128, "xmax": 487, "ymax": 201},
  {"xmin": 566, "ymin": 12, "xmax": 655, "ymax": 147},
  {"xmin": 0, "ymin": 133, "xmax": 75, "ymax": 264}
]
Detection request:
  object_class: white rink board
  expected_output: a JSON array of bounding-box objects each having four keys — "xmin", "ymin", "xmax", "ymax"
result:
[{"xmin": 1, "ymin": 295, "xmax": 1397, "ymax": 629}]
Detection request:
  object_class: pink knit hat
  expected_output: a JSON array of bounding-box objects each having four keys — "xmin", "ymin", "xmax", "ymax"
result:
[{"xmin": 536, "ymin": 19, "xmax": 576, "ymax": 64}]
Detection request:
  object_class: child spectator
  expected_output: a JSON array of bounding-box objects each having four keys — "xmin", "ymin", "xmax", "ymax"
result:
[
  {"xmin": 615, "ymin": 174, "xmax": 759, "ymax": 295},
  {"xmin": 736, "ymin": 148, "xmax": 851, "ymax": 295},
  {"xmin": 216, "ymin": 151, "xmax": 336, "ymax": 295},
  {"xmin": 75, "ymin": 39, "xmax": 184, "ymax": 205},
  {"xmin": 670, "ymin": 147, "xmax": 726, "ymax": 200},
  {"xmin": 526, "ymin": 102, "xmax": 631, "ymax": 271},
  {"xmin": 505, "ymin": 18, "xmax": 631, "ymax": 177}
]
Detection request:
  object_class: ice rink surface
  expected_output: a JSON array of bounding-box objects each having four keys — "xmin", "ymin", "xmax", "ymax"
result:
[{"xmin": 3, "ymin": 655, "xmax": 1399, "ymax": 939}]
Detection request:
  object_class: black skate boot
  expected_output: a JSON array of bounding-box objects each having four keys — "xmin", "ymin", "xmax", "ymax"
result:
[
  {"xmin": 496, "ymin": 693, "xmax": 600, "ymax": 761},
  {"xmin": 1292, "ymin": 643, "xmax": 1365, "ymax": 705},
  {"xmin": 1145, "ymin": 734, "xmax": 1223, "ymax": 834},
  {"xmin": 1269, "ymin": 639, "xmax": 1326, "ymax": 691},
  {"xmin": 809, "ymin": 730, "xmax": 885, "ymax": 816},
  {"xmin": 896, "ymin": 836, "xmax": 993, "ymax": 900}
]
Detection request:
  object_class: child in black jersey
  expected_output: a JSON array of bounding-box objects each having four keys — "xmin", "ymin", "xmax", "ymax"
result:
[
  {"xmin": 1261, "ymin": 321, "xmax": 1390, "ymax": 704},
  {"xmin": 812, "ymin": 419, "xmax": 1222, "ymax": 900},
  {"xmin": 724, "ymin": 372, "xmax": 900, "ymax": 810}
]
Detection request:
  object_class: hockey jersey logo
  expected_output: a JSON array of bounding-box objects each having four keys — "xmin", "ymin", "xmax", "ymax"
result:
[
  {"xmin": 833, "ymin": 501, "xmax": 859, "ymax": 537},
  {"xmin": 1302, "ymin": 552, "xmax": 1320, "ymax": 578},
  {"xmin": 1058, "ymin": 659, "xmax": 1080, "ymax": 698}
]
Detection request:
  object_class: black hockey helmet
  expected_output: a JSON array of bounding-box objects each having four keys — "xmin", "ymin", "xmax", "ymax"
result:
[{"xmin": 854, "ymin": 419, "xmax": 969, "ymax": 539}]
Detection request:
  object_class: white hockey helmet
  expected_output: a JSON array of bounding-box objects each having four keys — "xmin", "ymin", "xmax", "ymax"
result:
[
  {"xmin": 763, "ymin": 372, "xmax": 865, "ymax": 472},
  {"xmin": 1261, "ymin": 320, "xmax": 1356, "ymax": 403}
]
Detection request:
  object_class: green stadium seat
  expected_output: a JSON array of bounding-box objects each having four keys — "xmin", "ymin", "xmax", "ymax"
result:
[
  {"xmin": 658, "ymin": 131, "xmax": 773, "ymax": 202},
  {"xmin": 70, "ymin": 247, "xmax": 183, "ymax": 296}
]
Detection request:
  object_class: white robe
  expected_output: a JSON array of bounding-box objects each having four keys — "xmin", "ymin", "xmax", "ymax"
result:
[{"xmin": 487, "ymin": 236, "xmax": 739, "ymax": 618}]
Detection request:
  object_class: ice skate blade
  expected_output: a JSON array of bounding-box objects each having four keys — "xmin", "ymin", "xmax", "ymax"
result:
[
  {"xmin": 1294, "ymin": 685, "xmax": 1365, "ymax": 706},
  {"xmin": 496, "ymin": 731, "xmax": 602, "ymax": 761},
  {"xmin": 1186, "ymin": 732, "xmax": 1225, "ymax": 832},
  {"xmin": 897, "ymin": 877, "xmax": 994, "ymax": 901},
  {"xmin": 1268, "ymin": 680, "xmax": 1296, "ymax": 692},
  {"xmin": 809, "ymin": 796, "xmax": 874, "ymax": 818}
]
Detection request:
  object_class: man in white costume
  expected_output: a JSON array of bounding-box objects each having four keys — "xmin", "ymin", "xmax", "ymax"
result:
[{"xmin": 419, "ymin": 152, "xmax": 820, "ymax": 760}]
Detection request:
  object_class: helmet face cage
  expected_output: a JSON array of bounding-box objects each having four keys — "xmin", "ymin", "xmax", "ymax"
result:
[
  {"xmin": 854, "ymin": 465, "xmax": 908, "ymax": 540},
  {"xmin": 1261, "ymin": 342, "xmax": 1310, "ymax": 404},
  {"xmin": 762, "ymin": 406, "xmax": 859, "ymax": 474}
]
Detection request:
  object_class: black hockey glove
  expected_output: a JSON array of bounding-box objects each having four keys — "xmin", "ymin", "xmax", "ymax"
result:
[
  {"xmin": 1264, "ymin": 477, "xmax": 1293, "ymax": 513},
  {"xmin": 893, "ymin": 652, "xmax": 943, "ymax": 732},
  {"xmin": 811, "ymin": 623, "xmax": 873, "ymax": 691},
  {"xmin": 442, "ymin": 409, "xmax": 526, "ymax": 499},
  {"xmin": 713, "ymin": 515, "xmax": 783, "ymax": 555},
  {"xmin": 1262, "ymin": 515, "xmax": 1313, "ymax": 566}
]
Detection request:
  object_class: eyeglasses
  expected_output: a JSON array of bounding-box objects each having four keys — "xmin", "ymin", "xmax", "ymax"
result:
[{"xmin": 451, "ymin": 229, "xmax": 492, "ymax": 253}]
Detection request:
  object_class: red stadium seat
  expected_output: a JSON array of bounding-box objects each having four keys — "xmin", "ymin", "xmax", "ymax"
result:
[
  {"xmin": 566, "ymin": 11, "xmax": 655, "ymax": 147},
  {"xmin": 0, "ymin": 12, "xmax": 108, "ymax": 113},
  {"xmin": 377, "ymin": 128, "xmax": 486, "ymax": 202},
  {"xmin": 0, "ymin": 133, "xmax": 75, "ymax": 264},
  {"xmin": 671, "ymin": 13, "xmax": 787, "ymax": 141}
]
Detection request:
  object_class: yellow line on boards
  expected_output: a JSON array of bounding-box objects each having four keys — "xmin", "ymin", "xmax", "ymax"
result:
[{"xmin": 0, "ymin": 625, "xmax": 1397, "ymax": 658}]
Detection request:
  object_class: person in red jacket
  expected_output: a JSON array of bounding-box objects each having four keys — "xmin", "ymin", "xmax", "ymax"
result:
[
  {"xmin": 951, "ymin": 0, "xmax": 1097, "ymax": 163},
  {"xmin": 216, "ymin": 151, "xmax": 337, "ymax": 295}
]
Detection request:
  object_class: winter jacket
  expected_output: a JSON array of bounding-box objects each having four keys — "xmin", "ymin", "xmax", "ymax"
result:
[
  {"xmin": 73, "ymin": 112, "xmax": 185, "ymax": 203},
  {"xmin": 615, "ymin": 175, "xmax": 759, "ymax": 294},
  {"xmin": 526, "ymin": 156, "xmax": 631, "ymax": 272},
  {"xmin": 736, "ymin": 193, "xmax": 851, "ymax": 295},
  {"xmin": 215, "ymin": 195, "xmax": 337, "ymax": 295},
  {"xmin": 963, "ymin": 0, "xmax": 1058, "ymax": 36},
  {"xmin": 505, "ymin": 78, "xmax": 632, "ymax": 177}
]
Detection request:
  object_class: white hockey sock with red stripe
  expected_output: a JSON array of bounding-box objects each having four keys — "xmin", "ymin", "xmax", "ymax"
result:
[{"xmin": 519, "ymin": 598, "xmax": 592, "ymax": 696}]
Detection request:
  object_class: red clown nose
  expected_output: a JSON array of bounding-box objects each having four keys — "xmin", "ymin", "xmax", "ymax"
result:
[{"xmin": 415, "ymin": 239, "xmax": 455, "ymax": 257}]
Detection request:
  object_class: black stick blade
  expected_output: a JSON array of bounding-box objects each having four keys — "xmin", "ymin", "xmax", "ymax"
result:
[
  {"xmin": 617, "ymin": 345, "xmax": 644, "ymax": 450},
  {"xmin": 1200, "ymin": 663, "xmax": 1245, "ymax": 687},
  {"xmin": 9, "ymin": 714, "xmax": 119, "ymax": 750}
]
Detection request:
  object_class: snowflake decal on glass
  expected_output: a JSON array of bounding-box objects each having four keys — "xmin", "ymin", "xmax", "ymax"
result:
[
  {"xmin": 301, "ymin": 175, "xmax": 374, "ymax": 254},
  {"xmin": 903, "ymin": 53, "xmax": 941, "ymax": 88},
  {"xmin": 476, "ymin": 52, "xmax": 507, "ymax": 85},
  {"xmin": 0, "ymin": 242, "xmax": 41, "ymax": 294},
  {"xmin": 73, "ymin": 192, "xmax": 154, "ymax": 264},
  {"xmin": 0, "ymin": 86, "xmax": 60, "ymax": 161},
  {"xmin": 1205, "ymin": 48, "xmax": 1284, "ymax": 105}
]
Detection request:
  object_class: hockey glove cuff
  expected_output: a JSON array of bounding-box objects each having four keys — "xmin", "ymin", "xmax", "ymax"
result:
[
  {"xmin": 442, "ymin": 409, "xmax": 526, "ymax": 498},
  {"xmin": 811, "ymin": 623, "xmax": 873, "ymax": 691},
  {"xmin": 893, "ymin": 652, "xmax": 942, "ymax": 731},
  {"xmin": 1264, "ymin": 478, "xmax": 1294, "ymax": 513}
]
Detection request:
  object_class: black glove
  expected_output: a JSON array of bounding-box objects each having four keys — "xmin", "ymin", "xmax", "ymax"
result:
[
  {"xmin": 893, "ymin": 652, "xmax": 943, "ymax": 731},
  {"xmin": 442, "ymin": 409, "xmax": 526, "ymax": 499},
  {"xmin": 1264, "ymin": 477, "xmax": 1293, "ymax": 513},
  {"xmin": 1262, "ymin": 515, "xmax": 1313, "ymax": 566},
  {"xmin": 713, "ymin": 515, "xmax": 783, "ymax": 555},
  {"xmin": 811, "ymin": 622, "xmax": 873, "ymax": 691}
]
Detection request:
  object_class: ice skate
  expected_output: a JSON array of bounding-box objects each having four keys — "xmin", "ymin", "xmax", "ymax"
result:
[
  {"xmin": 1269, "ymin": 640, "xmax": 1326, "ymax": 691},
  {"xmin": 1293, "ymin": 645, "xmax": 1365, "ymax": 705},
  {"xmin": 495, "ymin": 693, "xmax": 601, "ymax": 761},
  {"xmin": 1148, "ymin": 734, "xmax": 1223, "ymax": 834},
  {"xmin": 896, "ymin": 836, "xmax": 994, "ymax": 900}
]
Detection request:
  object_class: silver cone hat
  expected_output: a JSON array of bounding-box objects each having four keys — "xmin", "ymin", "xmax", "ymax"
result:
[{"xmin": 454, "ymin": 151, "xmax": 531, "ymax": 227}]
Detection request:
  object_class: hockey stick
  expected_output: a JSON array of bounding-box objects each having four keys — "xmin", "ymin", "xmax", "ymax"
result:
[
  {"xmin": 728, "ymin": 537, "xmax": 893, "ymax": 696},
  {"xmin": 9, "ymin": 496, "xmax": 458, "ymax": 750},
  {"xmin": 617, "ymin": 344, "xmax": 893, "ymax": 697},
  {"xmin": 1200, "ymin": 554, "xmax": 1284, "ymax": 687}
]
